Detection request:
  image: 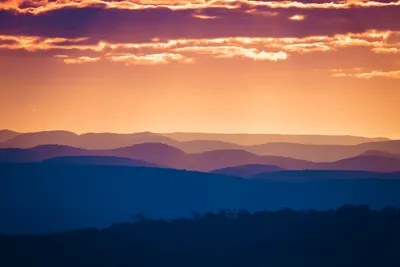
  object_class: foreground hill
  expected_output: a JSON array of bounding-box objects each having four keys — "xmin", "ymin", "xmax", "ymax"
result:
[
  {"xmin": 1, "ymin": 163, "xmax": 400, "ymax": 234},
  {"xmin": 1, "ymin": 206, "xmax": 399, "ymax": 267}
]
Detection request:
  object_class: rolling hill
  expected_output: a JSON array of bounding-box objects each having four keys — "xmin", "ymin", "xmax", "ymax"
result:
[
  {"xmin": 0, "ymin": 130, "xmax": 178, "ymax": 149},
  {"xmin": 0, "ymin": 130, "xmax": 20, "ymax": 142},
  {"xmin": 161, "ymin": 132, "xmax": 389, "ymax": 146},
  {"xmin": 1, "ymin": 143, "xmax": 400, "ymax": 172},
  {"xmin": 42, "ymin": 156, "xmax": 160, "ymax": 168},
  {"xmin": 1, "ymin": 163, "xmax": 400, "ymax": 234}
]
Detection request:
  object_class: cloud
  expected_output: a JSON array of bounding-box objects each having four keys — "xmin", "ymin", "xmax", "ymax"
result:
[
  {"xmin": 244, "ymin": 9, "xmax": 279, "ymax": 17},
  {"xmin": 1, "ymin": 0, "xmax": 400, "ymax": 14},
  {"xmin": 354, "ymin": 70, "xmax": 400, "ymax": 79},
  {"xmin": 0, "ymin": 35, "xmax": 91, "ymax": 51},
  {"xmin": 54, "ymin": 54, "xmax": 101, "ymax": 64},
  {"xmin": 175, "ymin": 46, "xmax": 288, "ymax": 61},
  {"xmin": 1, "ymin": 29, "xmax": 399, "ymax": 65},
  {"xmin": 289, "ymin": 14, "xmax": 306, "ymax": 21},
  {"xmin": 371, "ymin": 47, "xmax": 400, "ymax": 54},
  {"xmin": 192, "ymin": 14, "xmax": 218, "ymax": 20},
  {"xmin": 331, "ymin": 68, "xmax": 400, "ymax": 79},
  {"xmin": 107, "ymin": 53, "xmax": 194, "ymax": 65}
]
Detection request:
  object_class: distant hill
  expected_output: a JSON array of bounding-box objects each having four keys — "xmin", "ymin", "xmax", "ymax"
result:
[
  {"xmin": 0, "ymin": 130, "xmax": 20, "ymax": 142},
  {"xmin": 42, "ymin": 156, "xmax": 160, "ymax": 168},
  {"xmin": 161, "ymin": 132, "xmax": 389, "ymax": 146},
  {"xmin": 0, "ymin": 130, "xmax": 177, "ymax": 149},
  {"xmin": 0, "ymin": 131, "xmax": 78, "ymax": 148},
  {"xmin": 103, "ymin": 143, "xmax": 187, "ymax": 168},
  {"xmin": 175, "ymin": 140, "xmax": 242, "ymax": 153},
  {"xmin": 361, "ymin": 150, "xmax": 400, "ymax": 158},
  {"xmin": 211, "ymin": 164, "xmax": 284, "ymax": 177},
  {"xmin": 0, "ymin": 145, "xmax": 89, "ymax": 163},
  {"xmin": 0, "ymin": 130, "xmax": 392, "ymax": 150},
  {"xmin": 1, "ymin": 163, "xmax": 400, "ymax": 234},
  {"xmin": 317, "ymin": 154, "xmax": 400, "ymax": 173},
  {"xmin": 247, "ymin": 142, "xmax": 359, "ymax": 162},
  {"xmin": 185, "ymin": 149, "xmax": 311, "ymax": 172},
  {"xmin": 1, "ymin": 142, "xmax": 400, "ymax": 172}
]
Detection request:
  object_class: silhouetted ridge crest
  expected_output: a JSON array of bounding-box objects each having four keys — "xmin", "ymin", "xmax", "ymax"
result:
[{"xmin": 42, "ymin": 156, "xmax": 160, "ymax": 167}]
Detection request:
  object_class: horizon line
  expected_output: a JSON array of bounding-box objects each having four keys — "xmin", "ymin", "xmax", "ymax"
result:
[{"xmin": 0, "ymin": 128, "xmax": 395, "ymax": 140}]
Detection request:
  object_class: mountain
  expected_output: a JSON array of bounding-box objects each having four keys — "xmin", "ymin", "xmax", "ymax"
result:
[
  {"xmin": 317, "ymin": 153, "xmax": 400, "ymax": 173},
  {"xmin": 175, "ymin": 140, "xmax": 242, "ymax": 153},
  {"xmin": 0, "ymin": 130, "xmax": 20, "ymax": 142},
  {"xmin": 75, "ymin": 132, "xmax": 177, "ymax": 149},
  {"xmin": 211, "ymin": 164, "xmax": 284, "ymax": 177},
  {"xmin": 0, "ymin": 131, "xmax": 79, "ymax": 148},
  {"xmin": 0, "ymin": 130, "xmax": 177, "ymax": 149},
  {"xmin": 162, "ymin": 132, "xmax": 389, "ymax": 146},
  {"xmin": 42, "ymin": 156, "xmax": 160, "ymax": 168},
  {"xmin": 361, "ymin": 150, "xmax": 400, "ymax": 158},
  {"xmin": 0, "ymin": 144, "xmax": 308, "ymax": 171},
  {"xmin": 247, "ymin": 142, "xmax": 360, "ymax": 162},
  {"xmin": 103, "ymin": 143, "xmax": 187, "ymax": 168},
  {"xmin": 244, "ymin": 140, "xmax": 400, "ymax": 162},
  {"xmin": 1, "ymin": 142, "xmax": 399, "ymax": 172},
  {"xmin": 0, "ymin": 145, "xmax": 89, "ymax": 163},
  {"xmin": 357, "ymin": 140, "xmax": 400, "ymax": 155},
  {"xmin": 1, "ymin": 163, "xmax": 400, "ymax": 234},
  {"xmin": 186, "ymin": 149, "xmax": 310, "ymax": 172}
]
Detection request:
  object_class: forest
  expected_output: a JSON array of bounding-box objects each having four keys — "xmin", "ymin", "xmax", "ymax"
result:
[{"xmin": 1, "ymin": 205, "xmax": 400, "ymax": 267}]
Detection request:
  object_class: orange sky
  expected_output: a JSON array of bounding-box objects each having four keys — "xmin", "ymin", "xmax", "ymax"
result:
[{"xmin": 0, "ymin": 0, "xmax": 399, "ymax": 138}]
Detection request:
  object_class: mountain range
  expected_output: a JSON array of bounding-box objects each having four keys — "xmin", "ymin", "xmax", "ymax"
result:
[
  {"xmin": 1, "ymin": 143, "xmax": 400, "ymax": 173},
  {"xmin": 0, "ymin": 130, "xmax": 398, "ymax": 162}
]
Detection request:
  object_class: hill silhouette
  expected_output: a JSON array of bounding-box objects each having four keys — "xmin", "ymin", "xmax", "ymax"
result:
[
  {"xmin": 0, "ymin": 130, "xmax": 177, "ymax": 149},
  {"xmin": 102, "ymin": 143, "xmax": 187, "ymax": 168},
  {"xmin": 1, "ymin": 163, "xmax": 400, "ymax": 234},
  {"xmin": 316, "ymin": 154, "xmax": 400, "ymax": 173},
  {"xmin": 0, "ymin": 145, "xmax": 89, "ymax": 163},
  {"xmin": 211, "ymin": 164, "xmax": 285, "ymax": 177},
  {"xmin": 0, "ymin": 130, "xmax": 20, "ymax": 142},
  {"xmin": 42, "ymin": 156, "xmax": 160, "ymax": 168},
  {"xmin": 175, "ymin": 140, "xmax": 242, "ymax": 153},
  {"xmin": 1, "ymin": 143, "xmax": 400, "ymax": 172},
  {"xmin": 246, "ymin": 140, "xmax": 400, "ymax": 162},
  {"xmin": 0, "ymin": 130, "xmax": 392, "ymax": 151},
  {"xmin": 162, "ymin": 132, "xmax": 389, "ymax": 145}
]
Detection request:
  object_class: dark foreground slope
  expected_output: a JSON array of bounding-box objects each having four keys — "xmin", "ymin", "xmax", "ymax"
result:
[
  {"xmin": 1, "ymin": 163, "xmax": 400, "ymax": 234},
  {"xmin": 1, "ymin": 207, "xmax": 400, "ymax": 267}
]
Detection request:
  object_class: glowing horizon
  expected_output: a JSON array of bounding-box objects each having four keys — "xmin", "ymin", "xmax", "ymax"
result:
[{"xmin": 1, "ymin": 0, "xmax": 399, "ymax": 139}]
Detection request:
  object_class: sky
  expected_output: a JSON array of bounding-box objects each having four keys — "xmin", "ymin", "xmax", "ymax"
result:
[{"xmin": 0, "ymin": 0, "xmax": 399, "ymax": 138}]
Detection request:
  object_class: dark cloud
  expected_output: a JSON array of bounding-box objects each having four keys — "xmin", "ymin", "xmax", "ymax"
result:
[
  {"xmin": 0, "ymin": 5, "xmax": 399, "ymax": 42},
  {"xmin": 0, "ymin": 39, "xmax": 17, "ymax": 45}
]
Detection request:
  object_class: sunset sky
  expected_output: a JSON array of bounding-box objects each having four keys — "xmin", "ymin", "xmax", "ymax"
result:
[{"xmin": 0, "ymin": 0, "xmax": 399, "ymax": 138}]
